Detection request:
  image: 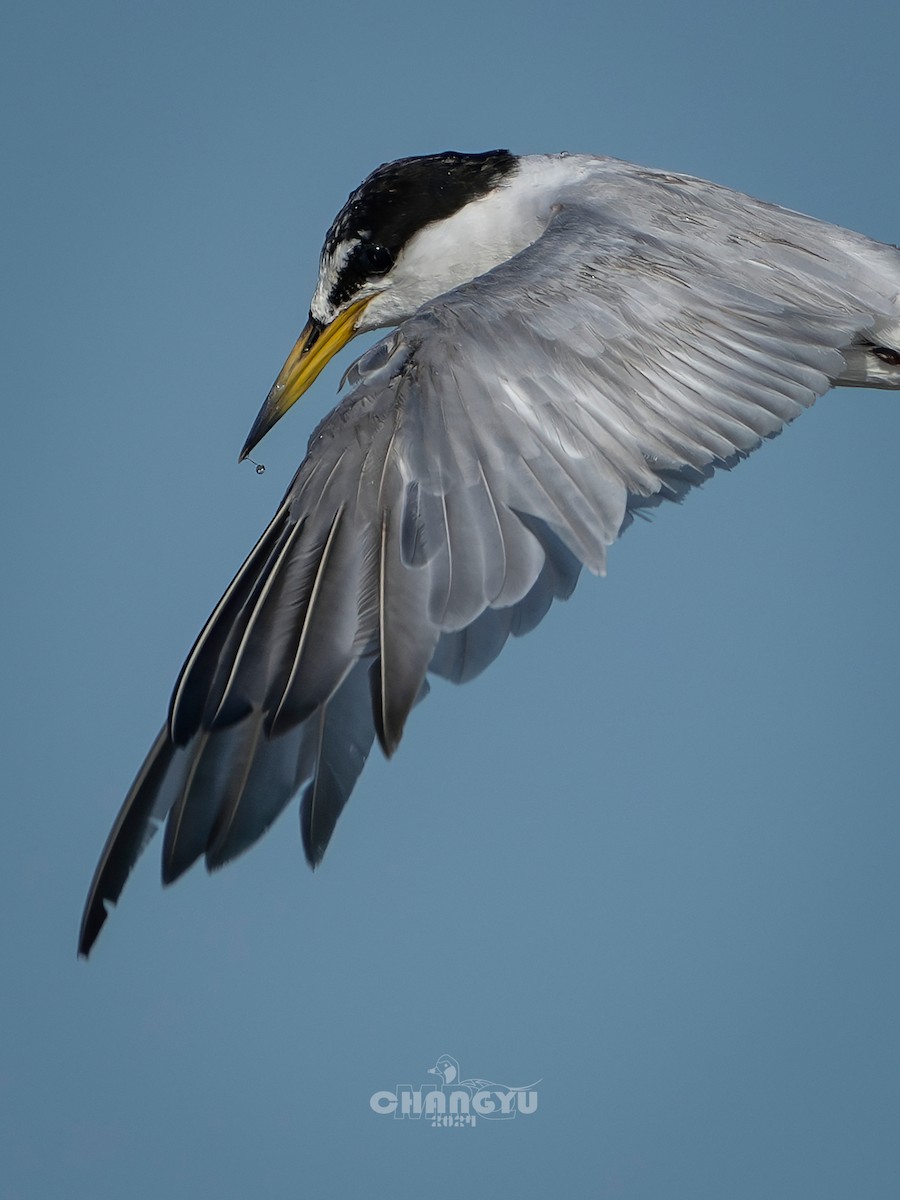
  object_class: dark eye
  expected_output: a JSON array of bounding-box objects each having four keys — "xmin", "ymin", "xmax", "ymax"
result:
[{"xmin": 356, "ymin": 242, "xmax": 394, "ymax": 276}]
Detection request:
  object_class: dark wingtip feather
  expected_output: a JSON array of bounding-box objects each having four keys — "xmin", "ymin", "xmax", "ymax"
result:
[
  {"xmin": 370, "ymin": 657, "xmax": 399, "ymax": 759},
  {"xmin": 78, "ymin": 728, "xmax": 180, "ymax": 958},
  {"xmin": 167, "ymin": 500, "xmax": 296, "ymax": 746},
  {"xmin": 78, "ymin": 896, "xmax": 108, "ymax": 960},
  {"xmin": 300, "ymin": 663, "xmax": 380, "ymax": 864}
]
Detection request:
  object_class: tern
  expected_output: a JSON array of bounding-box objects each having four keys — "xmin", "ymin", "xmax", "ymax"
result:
[{"xmin": 79, "ymin": 150, "xmax": 900, "ymax": 956}]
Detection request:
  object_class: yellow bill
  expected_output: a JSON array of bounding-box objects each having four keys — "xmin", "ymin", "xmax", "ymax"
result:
[{"xmin": 240, "ymin": 295, "xmax": 371, "ymax": 461}]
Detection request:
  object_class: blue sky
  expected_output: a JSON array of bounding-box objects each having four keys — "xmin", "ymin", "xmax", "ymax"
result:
[{"xmin": 2, "ymin": 1, "xmax": 899, "ymax": 1196}]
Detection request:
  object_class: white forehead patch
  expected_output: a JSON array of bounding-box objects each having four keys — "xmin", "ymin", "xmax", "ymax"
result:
[{"xmin": 311, "ymin": 237, "xmax": 361, "ymax": 324}]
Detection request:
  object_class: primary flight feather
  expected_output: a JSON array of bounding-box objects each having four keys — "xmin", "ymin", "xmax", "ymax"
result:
[{"xmin": 79, "ymin": 150, "xmax": 900, "ymax": 956}]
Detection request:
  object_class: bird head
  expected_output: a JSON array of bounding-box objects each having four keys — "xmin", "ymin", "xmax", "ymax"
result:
[
  {"xmin": 428, "ymin": 1054, "xmax": 460, "ymax": 1085},
  {"xmin": 239, "ymin": 149, "xmax": 529, "ymax": 460}
]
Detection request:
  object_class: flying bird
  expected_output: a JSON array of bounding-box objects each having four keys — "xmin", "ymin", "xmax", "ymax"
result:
[{"xmin": 78, "ymin": 150, "xmax": 900, "ymax": 956}]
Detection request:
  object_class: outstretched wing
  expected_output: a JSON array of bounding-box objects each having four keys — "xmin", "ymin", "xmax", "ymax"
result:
[{"xmin": 79, "ymin": 187, "xmax": 900, "ymax": 954}]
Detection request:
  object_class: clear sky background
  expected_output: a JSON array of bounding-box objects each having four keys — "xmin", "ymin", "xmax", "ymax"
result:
[{"xmin": 2, "ymin": 1, "xmax": 898, "ymax": 1196}]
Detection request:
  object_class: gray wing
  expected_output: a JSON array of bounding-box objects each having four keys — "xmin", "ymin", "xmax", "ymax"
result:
[{"xmin": 79, "ymin": 192, "xmax": 900, "ymax": 955}]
